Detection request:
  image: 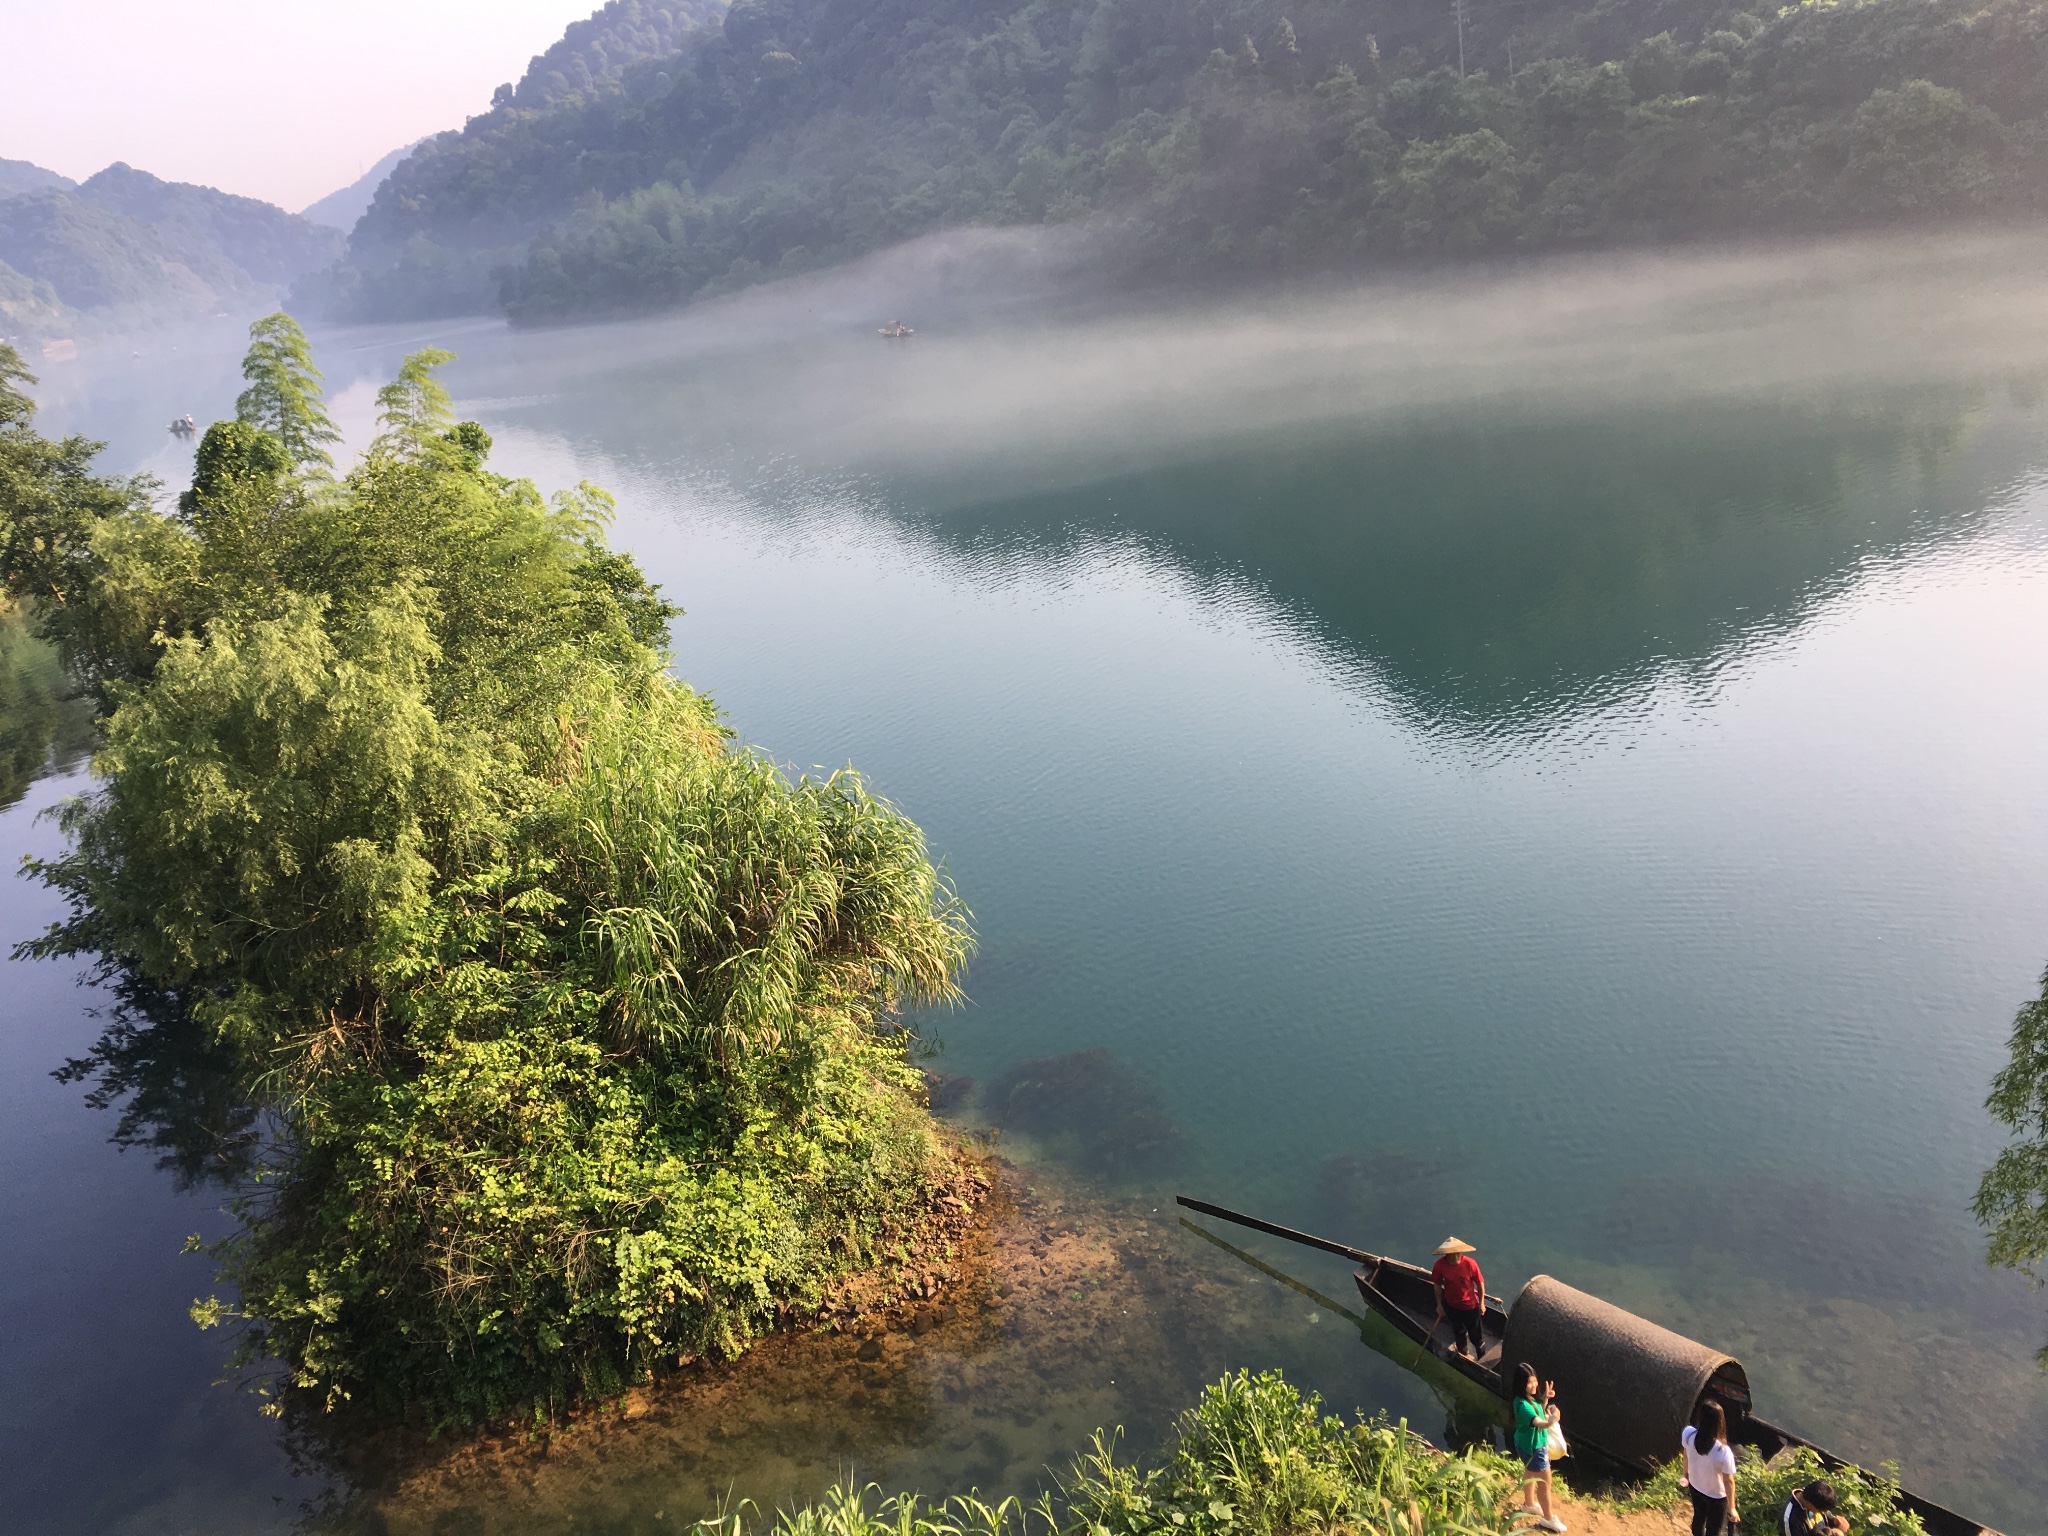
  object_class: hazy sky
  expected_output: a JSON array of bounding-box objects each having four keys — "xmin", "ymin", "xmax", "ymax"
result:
[{"xmin": 1, "ymin": 0, "xmax": 605, "ymax": 212}]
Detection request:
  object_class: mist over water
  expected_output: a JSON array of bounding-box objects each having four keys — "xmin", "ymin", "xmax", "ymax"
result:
[{"xmin": 10, "ymin": 229, "xmax": 2048, "ymax": 1533}]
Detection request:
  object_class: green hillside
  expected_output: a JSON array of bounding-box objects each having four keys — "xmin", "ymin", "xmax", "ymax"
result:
[
  {"xmin": 510, "ymin": 0, "xmax": 729, "ymax": 107},
  {"xmin": 0, "ymin": 261, "xmax": 71, "ymax": 342},
  {"xmin": 0, "ymin": 167, "xmax": 343, "ymax": 328},
  {"xmin": 311, "ymin": 0, "xmax": 2048, "ymax": 325},
  {"xmin": 0, "ymin": 189, "xmax": 249, "ymax": 314},
  {"xmin": 79, "ymin": 163, "xmax": 342, "ymax": 286},
  {"xmin": 0, "ymin": 158, "xmax": 74, "ymax": 199}
]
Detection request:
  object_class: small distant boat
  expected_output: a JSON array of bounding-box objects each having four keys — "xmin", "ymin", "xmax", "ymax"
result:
[
  {"xmin": 878, "ymin": 320, "xmax": 915, "ymax": 338},
  {"xmin": 168, "ymin": 414, "xmax": 198, "ymax": 438}
]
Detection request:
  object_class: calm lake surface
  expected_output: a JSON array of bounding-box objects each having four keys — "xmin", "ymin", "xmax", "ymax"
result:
[{"xmin": 7, "ymin": 230, "xmax": 2048, "ymax": 1534}]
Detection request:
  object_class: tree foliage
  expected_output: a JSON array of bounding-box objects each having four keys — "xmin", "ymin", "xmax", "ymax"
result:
[
  {"xmin": 235, "ymin": 312, "xmax": 341, "ymax": 470},
  {"xmin": 1976, "ymin": 966, "xmax": 2048, "ymax": 1362},
  {"xmin": 0, "ymin": 325, "xmax": 973, "ymax": 1423},
  {"xmin": 304, "ymin": 0, "xmax": 2048, "ymax": 323}
]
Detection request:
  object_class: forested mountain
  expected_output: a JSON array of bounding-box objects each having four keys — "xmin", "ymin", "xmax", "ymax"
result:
[
  {"xmin": 310, "ymin": 0, "xmax": 2048, "ymax": 325},
  {"xmin": 510, "ymin": 0, "xmax": 729, "ymax": 107},
  {"xmin": 78, "ymin": 164, "xmax": 343, "ymax": 285},
  {"xmin": 0, "ymin": 158, "xmax": 74, "ymax": 200},
  {"xmin": 0, "ymin": 190, "xmax": 250, "ymax": 314},
  {"xmin": 0, "ymin": 166, "xmax": 342, "ymax": 330},
  {"xmin": 0, "ymin": 262, "xmax": 69, "ymax": 343}
]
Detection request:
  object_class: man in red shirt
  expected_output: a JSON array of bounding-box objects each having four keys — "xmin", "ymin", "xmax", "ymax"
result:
[{"xmin": 1430, "ymin": 1237, "xmax": 1487, "ymax": 1359}]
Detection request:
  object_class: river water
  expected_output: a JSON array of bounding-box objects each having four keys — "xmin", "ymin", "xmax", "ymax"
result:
[{"xmin": 6, "ymin": 229, "xmax": 2048, "ymax": 1534}]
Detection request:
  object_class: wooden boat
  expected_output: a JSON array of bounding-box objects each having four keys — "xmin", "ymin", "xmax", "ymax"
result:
[
  {"xmin": 1176, "ymin": 1198, "xmax": 1510, "ymax": 1390},
  {"xmin": 1174, "ymin": 1197, "xmax": 1996, "ymax": 1536}
]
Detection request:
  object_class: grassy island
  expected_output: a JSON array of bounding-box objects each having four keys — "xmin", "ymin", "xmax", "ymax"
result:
[{"xmin": 0, "ymin": 317, "xmax": 972, "ymax": 1426}]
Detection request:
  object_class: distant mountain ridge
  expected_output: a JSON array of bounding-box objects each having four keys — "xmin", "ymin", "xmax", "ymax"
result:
[
  {"xmin": 301, "ymin": 142, "xmax": 419, "ymax": 231},
  {"xmin": 0, "ymin": 158, "xmax": 74, "ymax": 200},
  {"xmin": 302, "ymin": 0, "xmax": 2048, "ymax": 327},
  {"xmin": 80, "ymin": 163, "xmax": 342, "ymax": 285},
  {"xmin": 0, "ymin": 162, "xmax": 342, "ymax": 332}
]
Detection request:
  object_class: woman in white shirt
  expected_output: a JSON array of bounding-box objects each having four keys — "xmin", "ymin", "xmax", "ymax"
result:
[{"xmin": 1681, "ymin": 1399, "xmax": 1740, "ymax": 1536}]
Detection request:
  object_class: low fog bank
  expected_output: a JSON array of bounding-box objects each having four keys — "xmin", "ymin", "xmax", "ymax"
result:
[{"xmin": 425, "ymin": 222, "xmax": 2048, "ymax": 503}]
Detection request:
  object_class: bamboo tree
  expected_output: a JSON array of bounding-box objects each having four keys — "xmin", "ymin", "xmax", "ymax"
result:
[{"xmin": 235, "ymin": 312, "xmax": 341, "ymax": 472}]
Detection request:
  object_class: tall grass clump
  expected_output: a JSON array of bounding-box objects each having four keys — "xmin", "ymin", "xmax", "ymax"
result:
[
  {"xmin": 694, "ymin": 1484, "xmax": 1035, "ymax": 1536},
  {"xmin": 1062, "ymin": 1370, "xmax": 1518, "ymax": 1536}
]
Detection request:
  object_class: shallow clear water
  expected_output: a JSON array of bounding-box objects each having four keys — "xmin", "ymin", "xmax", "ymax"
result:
[{"xmin": 8, "ymin": 232, "xmax": 2048, "ymax": 1533}]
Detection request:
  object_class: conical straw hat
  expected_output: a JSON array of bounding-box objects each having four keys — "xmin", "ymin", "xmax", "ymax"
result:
[{"xmin": 1433, "ymin": 1236, "xmax": 1477, "ymax": 1256}]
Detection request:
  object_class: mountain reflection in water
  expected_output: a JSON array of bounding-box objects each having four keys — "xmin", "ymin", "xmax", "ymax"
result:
[{"xmin": 906, "ymin": 393, "xmax": 2044, "ymax": 738}]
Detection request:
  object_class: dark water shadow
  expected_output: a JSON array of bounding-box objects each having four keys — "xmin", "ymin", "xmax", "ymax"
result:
[
  {"xmin": 983, "ymin": 1048, "xmax": 1188, "ymax": 1181},
  {"xmin": 1309, "ymin": 1148, "xmax": 1484, "ymax": 1269},
  {"xmin": 53, "ymin": 973, "xmax": 266, "ymax": 1193}
]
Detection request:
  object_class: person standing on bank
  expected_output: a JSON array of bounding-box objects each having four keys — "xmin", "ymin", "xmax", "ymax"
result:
[
  {"xmin": 1682, "ymin": 1399, "xmax": 1741, "ymax": 1536},
  {"xmin": 1430, "ymin": 1236, "xmax": 1487, "ymax": 1359},
  {"xmin": 1511, "ymin": 1363, "xmax": 1566, "ymax": 1533}
]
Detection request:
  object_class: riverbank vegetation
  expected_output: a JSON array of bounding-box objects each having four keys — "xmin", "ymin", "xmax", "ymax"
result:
[
  {"xmin": 1610, "ymin": 1444, "xmax": 1926, "ymax": 1536},
  {"xmin": 0, "ymin": 317, "xmax": 973, "ymax": 1426},
  {"xmin": 669, "ymin": 1369, "xmax": 1927, "ymax": 1536},
  {"xmin": 310, "ymin": 0, "xmax": 2048, "ymax": 323},
  {"xmin": 1976, "ymin": 965, "xmax": 2048, "ymax": 1364},
  {"xmin": 694, "ymin": 1370, "xmax": 1524, "ymax": 1536}
]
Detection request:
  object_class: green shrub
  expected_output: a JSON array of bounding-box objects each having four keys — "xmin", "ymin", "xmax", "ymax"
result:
[{"xmin": 1609, "ymin": 1445, "xmax": 1926, "ymax": 1536}]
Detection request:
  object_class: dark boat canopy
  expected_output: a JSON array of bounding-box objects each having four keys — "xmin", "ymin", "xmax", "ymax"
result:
[{"xmin": 1501, "ymin": 1275, "xmax": 1750, "ymax": 1471}]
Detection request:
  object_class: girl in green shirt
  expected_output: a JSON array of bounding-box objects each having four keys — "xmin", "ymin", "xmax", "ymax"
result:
[{"xmin": 1511, "ymin": 1363, "xmax": 1566, "ymax": 1533}]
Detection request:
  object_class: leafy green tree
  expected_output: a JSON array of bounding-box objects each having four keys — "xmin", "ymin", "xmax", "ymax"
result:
[
  {"xmin": 0, "ymin": 341, "xmax": 164, "ymax": 688},
  {"xmin": 1834, "ymin": 80, "xmax": 2002, "ymax": 215},
  {"xmin": 234, "ymin": 311, "xmax": 341, "ymax": 471},
  {"xmin": 1393, "ymin": 130, "xmax": 1527, "ymax": 251},
  {"xmin": 1976, "ymin": 968, "xmax": 2048, "ymax": 1363}
]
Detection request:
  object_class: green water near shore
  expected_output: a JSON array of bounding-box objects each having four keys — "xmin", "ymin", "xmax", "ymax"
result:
[{"xmin": 6, "ymin": 233, "xmax": 2048, "ymax": 1533}]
